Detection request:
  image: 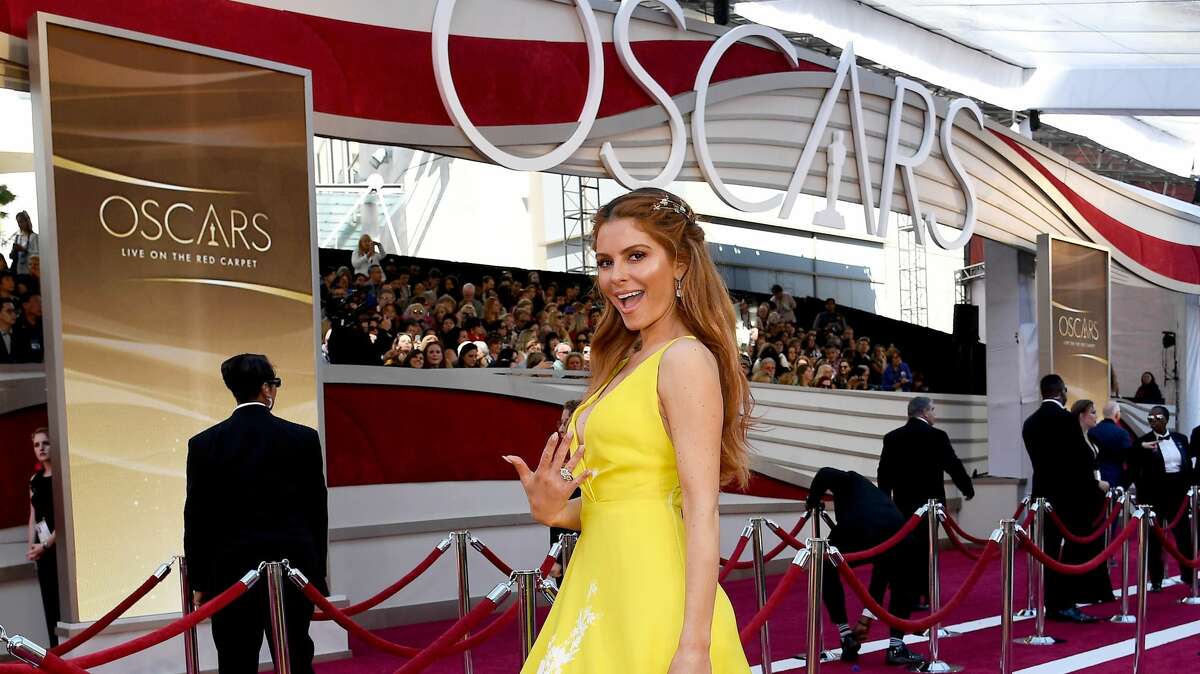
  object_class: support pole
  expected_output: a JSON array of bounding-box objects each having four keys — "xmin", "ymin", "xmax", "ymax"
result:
[
  {"xmin": 751, "ymin": 517, "xmax": 773, "ymax": 674},
  {"xmin": 514, "ymin": 570, "xmax": 540, "ymax": 661},
  {"xmin": 1016, "ymin": 499, "xmax": 1036, "ymax": 619},
  {"xmin": 1182, "ymin": 487, "xmax": 1200, "ymax": 605},
  {"xmin": 919, "ymin": 501, "xmax": 962, "ymax": 672},
  {"xmin": 806, "ymin": 539, "xmax": 827, "ymax": 674},
  {"xmin": 1133, "ymin": 510, "xmax": 1149, "ymax": 673},
  {"xmin": 177, "ymin": 556, "xmax": 200, "ymax": 674},
  {"xmin": 453, "ymin": 531, "xmax": 475, "ymax": 674},
  {"xmin": 1111, "ymin": 493, "xmax": 1137, "ymax": 623},
  {"xmin": 265, "ymin": 562, "xmax": 292, "ymax": 674},
  {"xmin": 559, "ymin": 532, "xmax": 578, "ymax": 572},
  {"xmin": 1016, "ymin": 498, "xmax": 1057, "ymax": 645},
  {"xmin": 999, "ymin": 521, "xmax": 1016, "ymax": 674}
]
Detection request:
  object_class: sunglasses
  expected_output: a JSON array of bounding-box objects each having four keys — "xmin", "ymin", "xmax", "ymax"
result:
[
  {"xmin": 1149, "ymin": 414, "xmax": 1167, "ymax": 421},
  {"xmin": 265, "ymin": 378, "xmax": 282, "ymax": 388}
]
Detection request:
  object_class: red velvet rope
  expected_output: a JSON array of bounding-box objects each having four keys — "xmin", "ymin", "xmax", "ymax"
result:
[
  {"xmin": 1046, "ymin": 505, "xmax": 1120, "ymax": 545},
  {"xmin": 1167, "ymin": 498, "xmax": 1190, "ymax": 530},
  {"xmin": 303, "ymin": 582, "xmax": 421, "ymax": 656},
  {"xmin": 69, "ymin": 576, "xmax": 251, "ymax": 669},
  {"xmin": 1151, "ymin": 526, "xmax": 1200, "ymax": 569},
  {"xmin": 841, "ymin": 514, "xmax": 923, "ymax": 563},
  {"xmin": 838, "ymin": 541, "xmax": 999, "ymax": 633},
  {"xmin": 943, "ymin": 524, "xmax": 982, "ymax": 560},
  {"xmin": 1019, "ymin": 517, "xmax": 1138, "ymax": 576},
  {"xmin": 720, "ymin": 512, "xmax": 811, "ymax": 571},
  {"xmin": 392, "ymin": 597, "xmax": 504, "ymax": 674},
  {"xmin": 1013, "ymin": 499, "xmax": 1029, "ymax": 521},
  {"xmin": 718, "ymin": 534, "xmax": 751, "ymax": 582},
  {"xmin": 472, "ymin": 541, "xmax": 514, "ymax": 577},
  {"xmin": 738, "ymin": 562, "xmax": 806, "ymax": 644},
  {"xmin": 766, "ymin": 521, "xmax": 808, "ymax": 553},
  {"xmin": 537, "ymin": 553, "xmax": 558, "ymax": 578},
  {"xmin": 1023, "ymin": 508, "xmax": 1035, "ymax": 527},
  {"xmin": 33, "ymin": 652, "xmax": 90, "ymax": 674},
  {"xmin": 942, "ymin": 513, "xmax": 989, "ymax": 546},
  {"xmin": 51, "ymin": 567, "xmax": 169, "ymax": 655},
  {"xmin": 314, "ymin": 544, "xmax": 446, "ymax": 620}
]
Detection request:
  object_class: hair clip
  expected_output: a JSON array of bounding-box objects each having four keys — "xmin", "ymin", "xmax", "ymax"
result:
[{"xmin": 652, "ymin": 196, "xmax": 691, "ymax": 220}]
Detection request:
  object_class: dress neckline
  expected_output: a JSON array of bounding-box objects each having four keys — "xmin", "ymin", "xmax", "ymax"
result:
[{"xmin": 573, "ymin": 336, "xmax": 694, "ymax": 446}]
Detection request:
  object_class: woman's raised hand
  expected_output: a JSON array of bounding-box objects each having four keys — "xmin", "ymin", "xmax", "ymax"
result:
[{"xmin": 503, "ymin": 431, "xmax": 592, "ymax": 526}]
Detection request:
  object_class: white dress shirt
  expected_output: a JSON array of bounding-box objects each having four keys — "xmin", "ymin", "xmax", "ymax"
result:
[{"xmin": 1157, "ymin": 434, "xmax": 1183, "ymax": 474}]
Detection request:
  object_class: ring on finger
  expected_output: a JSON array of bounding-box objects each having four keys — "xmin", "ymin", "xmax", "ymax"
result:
[{"xmin": 559, "ymin": 467, "xmax": 574, "ymax": 482}]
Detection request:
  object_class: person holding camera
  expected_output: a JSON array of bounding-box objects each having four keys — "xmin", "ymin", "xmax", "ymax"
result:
[
  {"xmin": 351, "ymin": 234, "xmax": 384, "ymax": 277},
  {"xmin": 10, "ymin": 211, "xmax": 38, "ymax": 276}
]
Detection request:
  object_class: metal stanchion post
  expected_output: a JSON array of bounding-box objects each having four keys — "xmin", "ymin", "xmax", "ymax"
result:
[
  {"xmin": 453, "ymin": 531, "xmax": 475, "ymax": 674},
  {"xmin": 1133, "ymin": 509, "xmax": 1149, "ymax": 674},
  {"xmin": 751, "ymin": 517, "xmax": 773, "ymax": 674},
  {"xmin": 999, "ymin": 521, "xmax": 1016, "ymax": 674},
  {"xmin": 514, "ymin": 570, "xmax": 539, "ymax": 661},
  {"xmin": 806, "ymin": 538, "xmax": 827, "ymax": 674},
  {"xmin": 918, "ymin": 502, "xmax": 962, "ymax": 672},
  {"xmin": 1182, "ymin": 487, "xmax": 1200, "ymax": 605},
  {"xmin": 1016, "ymin": 498, "xmax": 1057, "ymax": 645},
  {"xmin": 559, "ymin": 532, "xmax": 578, "ymax": 572},
  {"xmin": 1111, "ymin": 493, "xmax": 1136, "ymax": 623},
  {"xmin": 1103, "ymin": 491, "xmax": 1114, "ymax": 560},
  {"xmin": 1015, "ymin": 499, "xmax": 1036, "ymax": 619},
  {"xmin": 177, "ymin": 556, "xmax": 200, "ymax": 674},
  {"xmin": 265, "ymin": 562, "xmax": 292, "ymax": 674}
]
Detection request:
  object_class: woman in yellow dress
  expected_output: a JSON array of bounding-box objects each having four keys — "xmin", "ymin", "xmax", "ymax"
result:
[{"xmin": 504, "ymin": 188, "xmax": 753, "ymax": 673}]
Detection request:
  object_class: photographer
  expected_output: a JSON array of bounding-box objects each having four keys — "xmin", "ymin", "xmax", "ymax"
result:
[{"xmin": 351, "ymin": 234, "xmax": 384, "ymax": 277}]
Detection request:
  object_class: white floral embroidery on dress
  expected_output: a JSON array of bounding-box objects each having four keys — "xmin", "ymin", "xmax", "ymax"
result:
[{"xmin": 536, "ymin": 582, "xmax": 602, "ymax": 674}]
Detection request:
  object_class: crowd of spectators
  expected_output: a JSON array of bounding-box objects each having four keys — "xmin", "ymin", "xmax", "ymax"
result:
[
  {"xmin": 0, "ymin": 211, "xmax": 43, "ymax": 364},
  {"xmin": 319, "ymin": 240, "xmax": 926, "ymax": 392},
  {"xmin": 322, "ymin": 241, "xmax": 598, "ymax": 372},
  {"xmin": 737, "ymin": 290, "xmax": 925, "ymax": 392}
]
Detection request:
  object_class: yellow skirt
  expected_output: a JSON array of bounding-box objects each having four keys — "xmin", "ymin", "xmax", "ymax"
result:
[{"xmin": 520, "ymin": 499, "xmax": 750, "ymax": 673}]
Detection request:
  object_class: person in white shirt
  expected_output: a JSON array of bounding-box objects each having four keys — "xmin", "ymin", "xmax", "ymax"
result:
[
  {"xmin": 351, "ymin": 234, "xmax": 384, "ymax": 277},
  {"xmin": 1134, "ymin": 405, "xmax": 1195, "ymax": 590}
]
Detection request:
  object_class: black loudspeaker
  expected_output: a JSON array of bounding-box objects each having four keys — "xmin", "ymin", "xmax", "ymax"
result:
[
  {"xmin": 714, "ymin": 0, "xmax": 730, "ymax": 24},
  {"xmin": 953, "ymin": 303, "xmax": 979, "ymax": 344}
]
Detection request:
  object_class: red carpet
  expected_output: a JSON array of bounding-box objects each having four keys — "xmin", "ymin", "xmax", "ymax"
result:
[{"xmin": 314, "ymin": 547, "xmax": 1200, "ymax": 673}]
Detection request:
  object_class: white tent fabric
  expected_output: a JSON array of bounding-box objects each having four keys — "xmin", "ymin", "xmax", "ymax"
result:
[{"xmin": 1180, "ymin": 294, "xmax": 1200, "ymax": 438}]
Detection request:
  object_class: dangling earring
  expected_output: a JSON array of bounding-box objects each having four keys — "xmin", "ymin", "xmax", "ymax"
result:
[{"xmin": 675, "ymin": 278, "xmax": 683, "ymax": 299}]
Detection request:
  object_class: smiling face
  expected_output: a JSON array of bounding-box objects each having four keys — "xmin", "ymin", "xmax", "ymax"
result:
[{"xmin": 594, "ymin": 217, "xmax": 682, "ymax": 332}]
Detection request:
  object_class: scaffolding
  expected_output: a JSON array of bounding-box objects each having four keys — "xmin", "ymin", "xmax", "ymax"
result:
[
  {"xmin": 560, "ymin": 174, "xmax": 599, "ymax": 274},
  {"xmin": 954, "ymin": 262, "xmax": 986, "ymax": 305},
  {"xmin": 898, "ymin": 216, "xmax": 929, "ymax": 327}
]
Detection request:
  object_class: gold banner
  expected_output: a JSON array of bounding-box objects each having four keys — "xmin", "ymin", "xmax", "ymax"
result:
[
  {"xmin": 1045, "ymin": 237, "xmax": 1110, "ymax": 408},
  {"xmin": 35, "ymin": 20, "xmax": 316, "ymax": 620}
]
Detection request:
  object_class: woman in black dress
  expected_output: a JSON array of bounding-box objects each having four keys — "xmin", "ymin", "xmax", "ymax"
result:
[
  {"xmin": 27, "ymin": 426, "xmax": 59, "ymax": 646},
  {"xmin": 1067, "ymin": 400, "xmax": 1115, "ymax": 604}
]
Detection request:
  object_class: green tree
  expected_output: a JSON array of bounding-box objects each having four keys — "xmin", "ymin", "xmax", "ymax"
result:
[{"xmin": 0, "ymin": 183, "xmax": 13, "ymax": 221}]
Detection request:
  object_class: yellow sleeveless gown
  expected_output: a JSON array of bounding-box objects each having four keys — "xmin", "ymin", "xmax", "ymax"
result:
[{"xmin": 520, "ymin": 336, "xmax": 751, "ymax": 673}]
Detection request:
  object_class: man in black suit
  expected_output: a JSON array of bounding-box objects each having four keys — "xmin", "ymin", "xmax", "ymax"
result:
[
  {"xmin": 878, "ymin": 396, "xmax": 975, "ymax": 612},
  {"xmin": 0, "ymin": 297, "xmax": 34, "ymax": 363},
  {"xmin": 1022, "ymin": 374, "xmax": 1105, "ymax": 623},
  {"xmin": 807, "ymin": 467, "xmax": 926, "ymax": 668},
  {"xmin": 1134, "ymin": 405, "xmax": 1194, "ymax": 590},
  {"xmin": 184, "ymin": 354, "xmax": 328, "ymax": 674}
]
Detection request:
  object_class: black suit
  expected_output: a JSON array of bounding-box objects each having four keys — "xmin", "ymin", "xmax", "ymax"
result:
[
  {"xmin": 878, "ymin": 417, "xmax": 975, "ymax": 517},
  {"xmin": 1023, "ymin": 400, "xmax": 1104, "ymax": 611},
  {"xmin": 1133, "ymin": 430, "xmax": 1194, "ymax": 585},
  {"xmin": 879, "ymin": 416, "xmax": 975, "ymax": 607},
  {"xmin": 184, "ymin": 404, "xmax": 328, "ymax": 674},
  {"xmin": 807, "ymin": 468, "xmax": 921, "ymax": 637},
  {"xmin": 0, "ymin": 328, "xmax": 35, "ymax": 363}
]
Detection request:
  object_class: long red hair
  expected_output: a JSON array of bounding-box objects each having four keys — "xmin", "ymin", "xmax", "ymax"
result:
[{"xmin": 586, "ymin": 188, "xmax": 752, "ymax": 488}]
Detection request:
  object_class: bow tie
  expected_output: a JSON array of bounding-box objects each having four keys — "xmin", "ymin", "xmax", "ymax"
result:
[{"xmin": 1157, "ymin": 434, "xmax": 1171, "ymax": 441}]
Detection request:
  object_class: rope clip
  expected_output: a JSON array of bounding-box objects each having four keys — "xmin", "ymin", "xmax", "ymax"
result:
[{"xmin": 436, "ymin": 535, "xmax": 454, "ymax": 552}]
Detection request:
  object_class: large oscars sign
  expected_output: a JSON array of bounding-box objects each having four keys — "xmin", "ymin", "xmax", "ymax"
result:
[
  {"xmin": 433, "ymin": 0, "xmax": 986, "ymax": 250},
  {"xmin": 1037, "ymin": 234, "xmax": 1111, "ymax": 407},
  {"xmin": 30, "ymin": 15, "xmax": 319, "ymax": 620}
]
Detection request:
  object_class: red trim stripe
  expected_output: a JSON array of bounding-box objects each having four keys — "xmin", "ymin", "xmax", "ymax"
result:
[
  {"xmin": 3, "ymin": 0, "xmax": 823, "ymax": 126},
  {"xmin": 993, "ymin": 130, "xmax": 1200, "ymax": 286}
]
